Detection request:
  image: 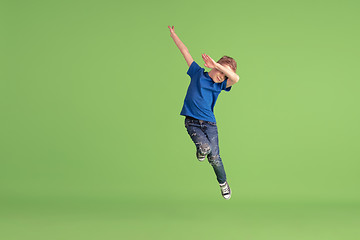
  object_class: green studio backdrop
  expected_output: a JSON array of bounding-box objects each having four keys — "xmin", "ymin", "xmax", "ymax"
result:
[{"xmin": 1, "ymin": 0, "xmax": 360, "ymax": 239}]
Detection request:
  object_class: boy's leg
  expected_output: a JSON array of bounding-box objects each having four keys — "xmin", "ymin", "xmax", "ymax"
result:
[
  {"xmin": 204, "ymin": 122, "xmax": 227, "ymax": 184},
  {"xmin": 185, "ymin": 118, "xmax": 211, "ymax": 160},
  {"xmin": 205, "ymin": 122, "xmax": 231, "ymax": 199}
]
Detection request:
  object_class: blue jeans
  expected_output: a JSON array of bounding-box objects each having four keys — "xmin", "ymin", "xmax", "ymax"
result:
[{"xmin": 184, "ymin": 116, "xmax": 227, "ymax": 184}]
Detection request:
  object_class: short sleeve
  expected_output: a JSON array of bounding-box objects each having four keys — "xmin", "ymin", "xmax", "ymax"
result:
[
  {"xmin": 221, "ymin": 79, "xmax": 232, "ymax": 92},
  {"xmin": 187, "ymin": 61, "xmax": 202, "ymax": 78}
]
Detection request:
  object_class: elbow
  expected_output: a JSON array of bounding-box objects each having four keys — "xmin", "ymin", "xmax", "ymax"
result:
[{"xmin": 233, "ymin": 75, "xmax": 240, "ymax": 83}]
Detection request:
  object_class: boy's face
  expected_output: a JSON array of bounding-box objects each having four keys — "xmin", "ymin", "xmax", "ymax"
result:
[{"xmin": 209, "ymin": 64, "xmax": 233, "ymax": 83}]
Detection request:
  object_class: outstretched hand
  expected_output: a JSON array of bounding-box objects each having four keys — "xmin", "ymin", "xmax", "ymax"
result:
[{"xmin": 202, "ymin": 54, "xmax": 217, "ymax": 69}]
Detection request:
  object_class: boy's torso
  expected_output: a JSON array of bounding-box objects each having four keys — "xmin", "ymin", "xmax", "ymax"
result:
[{"xmin": 180, "ymin": 62, "xmax": 229, "ymax": 123}]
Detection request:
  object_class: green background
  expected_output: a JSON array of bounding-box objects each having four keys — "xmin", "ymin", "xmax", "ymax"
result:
[{"xmin": 1, "ymin": 0, "xmax": 360, "ymax": 239}]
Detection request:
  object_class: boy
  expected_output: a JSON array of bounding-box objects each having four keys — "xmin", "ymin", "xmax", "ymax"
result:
[{"xmin": 168, "ymin": 26, "xmax": 239, "ymax": 200}]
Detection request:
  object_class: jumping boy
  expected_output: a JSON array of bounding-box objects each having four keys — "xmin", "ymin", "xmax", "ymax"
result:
[{"xmin": 168, "ymin": 26, "xmax": 240, "ymax": 200}]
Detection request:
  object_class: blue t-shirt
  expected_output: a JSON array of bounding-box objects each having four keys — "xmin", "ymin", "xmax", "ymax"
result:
[{"xmin": 180, "ymin": 61, "xmax": 231, "ymax": 123}]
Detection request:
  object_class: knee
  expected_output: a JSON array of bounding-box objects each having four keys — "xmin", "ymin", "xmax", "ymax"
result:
[
  {"xmin": 208, "ymin": 155, "xmax": 222, "ymax": 166},
  {"xmin": 199, "ymin": 143, "xmax": 211, "ymax": 155}
]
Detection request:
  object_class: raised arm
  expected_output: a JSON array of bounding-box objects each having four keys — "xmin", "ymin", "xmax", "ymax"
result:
[{"xmin": 168, "ymin": 26, "xmax": 194, "ymax": 67}]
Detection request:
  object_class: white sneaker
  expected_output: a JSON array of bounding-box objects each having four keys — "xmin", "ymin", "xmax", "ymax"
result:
[{"xmin": 219, "ymin": 181, "xmax": 231, "ymax": 200}]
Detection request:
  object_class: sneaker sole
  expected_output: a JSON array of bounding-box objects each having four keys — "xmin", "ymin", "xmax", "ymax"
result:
[{"xmin": 223, "ymin": 194, "xmax": 231, "ymax": 200}]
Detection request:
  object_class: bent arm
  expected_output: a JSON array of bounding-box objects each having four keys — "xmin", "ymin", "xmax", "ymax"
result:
[
  {"xmin": 168, "ymin": 26, "xmax": 194, "ymax": 67},
  {"xmin": 214, "ymin": 63, "xmax": 240, "ymax": 88},
  {"xmin": 202, "ymin": 54, "xmax": 240, "ymax": 88}
]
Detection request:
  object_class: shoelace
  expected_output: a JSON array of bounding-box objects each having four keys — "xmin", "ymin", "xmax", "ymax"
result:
[{"xmin": 221, "ymin": 184, "xmax": 230, "ymax": 195}]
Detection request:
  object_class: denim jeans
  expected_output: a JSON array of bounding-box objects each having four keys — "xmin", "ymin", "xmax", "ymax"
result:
[{"xmin": 184, "ymin": 116, "xmax": 227, "ymax": 184}]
